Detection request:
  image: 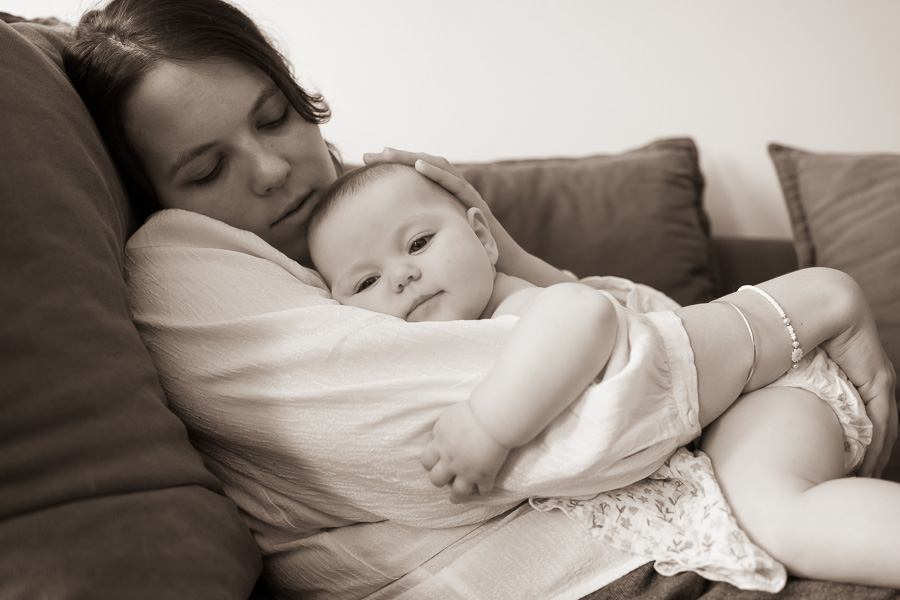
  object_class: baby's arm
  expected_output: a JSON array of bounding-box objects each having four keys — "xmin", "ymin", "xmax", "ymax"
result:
[{"xmin": 421, "ymin": 281, "xmax": 619, "ymax": 503}]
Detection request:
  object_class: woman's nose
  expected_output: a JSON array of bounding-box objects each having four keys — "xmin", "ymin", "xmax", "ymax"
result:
[
  {"xmin": 251, "ymin": 149, "xmax": 290, "ymax": 195},
  {"xmin": 390, "ymin": 263, "xmax": 421, "ymax": 292}
]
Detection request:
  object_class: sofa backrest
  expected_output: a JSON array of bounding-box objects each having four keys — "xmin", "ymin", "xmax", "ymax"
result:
[{"xmin": 0, "ymin": 19, "xmax": 261, "ymax": 598}]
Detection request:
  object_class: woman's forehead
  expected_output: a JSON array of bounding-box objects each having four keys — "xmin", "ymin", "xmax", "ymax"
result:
[{"xmin": 124, "ymin": 59, "xmax": 271, "ymax": 154}]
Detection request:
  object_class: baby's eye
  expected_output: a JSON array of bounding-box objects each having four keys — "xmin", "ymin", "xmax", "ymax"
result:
[
  {"xmin": 355, "ymin": 276, "xmax": 378, "ymax": 293},
  {"xmin": 409, "ymin": 235, "xmax": 433, "ymax": 253}
]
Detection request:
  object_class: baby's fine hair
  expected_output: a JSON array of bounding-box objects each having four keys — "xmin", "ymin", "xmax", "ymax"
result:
[
  {"xmin": 307, "ymin": 163, "xmax": 413, "ymax": 238},
  {"xmin": 308, "ymin": 162, "xmax": 471, "ymax": 242}
]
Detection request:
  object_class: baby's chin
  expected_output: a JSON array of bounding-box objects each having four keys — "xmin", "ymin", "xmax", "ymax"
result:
[{"xmin": 406, "ymin": 293, "xmax": 485, "ymax": 323}]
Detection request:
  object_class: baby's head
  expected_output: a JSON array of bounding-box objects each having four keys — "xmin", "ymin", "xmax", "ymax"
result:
[{"xmin": 308, "ymin": 163, "xmax": 498, "ymax": 322}]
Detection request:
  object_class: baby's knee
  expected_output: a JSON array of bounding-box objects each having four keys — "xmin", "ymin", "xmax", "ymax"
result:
[
  {"xmin": 746, "ymin": 514, "xmax": 813, "ymax": 575},
  {"xmin": 703, "ymin": 386, "xmax": 847, "ymax": 569}
]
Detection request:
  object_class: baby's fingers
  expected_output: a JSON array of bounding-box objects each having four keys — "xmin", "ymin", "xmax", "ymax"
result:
[
  {"xmin": 427, "ymin": 460, "xmax": 455, "ymax": 489},
  {"xmin": 475, "ymin": 476, "xmax": 496, "ymax": 496},
  {"xmin": 420, "ymin": 442, "xmax": 440, "ymax": 471},
  {"xmin": 449, "ymin": 477, "xmax": 475, "ymax": 504}
]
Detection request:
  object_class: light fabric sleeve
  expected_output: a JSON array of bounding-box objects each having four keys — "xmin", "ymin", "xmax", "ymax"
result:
[{"xmin": 124, "ymin": 209, "xmax": 700, "ymax": 598}]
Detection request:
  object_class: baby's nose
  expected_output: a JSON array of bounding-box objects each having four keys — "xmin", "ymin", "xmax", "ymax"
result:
[{"xmin": 392, "ymin": 264, "xmax": 421, "ymax": 292}]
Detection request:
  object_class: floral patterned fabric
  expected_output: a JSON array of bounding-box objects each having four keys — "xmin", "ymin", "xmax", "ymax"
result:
[
  {"xmin": 532, "ymin": 348, "xmax": 872, "ymax": 593},
  {"xmin": 532, "ymin": 448, "xmax": 786, "ymax": 592}
]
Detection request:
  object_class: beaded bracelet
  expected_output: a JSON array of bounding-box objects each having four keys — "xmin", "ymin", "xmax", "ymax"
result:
[
  {"xmin": 739, "ymin": 285, "xmax": 804, "ymax": 370},
  {"xmin": 717, "ymin": 300, "xmax": 757, "ymax": 389}
]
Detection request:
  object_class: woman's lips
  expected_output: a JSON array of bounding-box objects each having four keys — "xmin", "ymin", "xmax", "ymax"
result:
[{"xmin": 273, "ymin": 190, "xmax": 314, "ymax": 226}]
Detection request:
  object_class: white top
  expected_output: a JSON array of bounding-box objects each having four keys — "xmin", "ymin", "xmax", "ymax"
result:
[{"xmin": 125, "ymin": 209, "xmax": 701, "ymax": 599}]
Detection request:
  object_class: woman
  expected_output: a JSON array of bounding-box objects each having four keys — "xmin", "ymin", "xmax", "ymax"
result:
[{"xmin": 64, "ymin": 0, "xmax": 897, "ymax": 597}]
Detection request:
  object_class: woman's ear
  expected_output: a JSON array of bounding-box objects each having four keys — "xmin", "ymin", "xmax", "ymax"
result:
[{"xmin": 466, "ymin": 207, "xmax": 499, "ymax": 266}]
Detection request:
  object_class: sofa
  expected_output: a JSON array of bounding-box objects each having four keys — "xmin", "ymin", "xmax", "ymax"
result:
[{"xmin": 3, "ymin": 15, "xmax": 899, "ymax": 600}]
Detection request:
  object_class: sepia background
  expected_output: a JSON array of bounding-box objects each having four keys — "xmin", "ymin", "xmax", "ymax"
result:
[{"xmin": 9, "ymin": 0, "xmax": 900, "ymax": 239}]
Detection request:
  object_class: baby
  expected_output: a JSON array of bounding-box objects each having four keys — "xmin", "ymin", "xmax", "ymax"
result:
[
  {"xmin": 307, "ymin": 162, "xmax": 899, "ymax": 592},
  {"xmin": 308, "ymin": 162, "xmax": 621, "ymax": 503}
]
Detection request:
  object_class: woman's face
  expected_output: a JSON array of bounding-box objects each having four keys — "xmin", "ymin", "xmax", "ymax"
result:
[{"xmin": 124, "ymin": 59, "xmax": 337, "ymax": 265}]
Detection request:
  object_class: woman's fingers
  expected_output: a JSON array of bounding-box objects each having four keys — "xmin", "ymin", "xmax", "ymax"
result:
[
  {"xmin": 856, "ymin": 362, "xmax": 897, "ymax": 477},
  {"xmin": 884, "ymin": 400, "xmax": 899, "ymax": 476},
  {"xmin": 364, "ymin": 148, "xmax": 461, "ymax": 177},
  {"xmin": 860, "ymin": 403, "xmax": 887, "ymax": 477},
  {"xmin": 413, "ymin": 159, "xmax": 477, "ymax": 201},
  {"xmin": 362, "ymin": 148, "xmax": 489, "ymax": 214},
  {"xmin": 872, "ymin": 383, "xmax": 897, "ymax": 478}
]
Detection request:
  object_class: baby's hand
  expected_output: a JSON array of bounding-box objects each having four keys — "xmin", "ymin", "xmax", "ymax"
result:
[{"xmin": 420, "ymin": 401, "xmax": 511, "ymax": 503}]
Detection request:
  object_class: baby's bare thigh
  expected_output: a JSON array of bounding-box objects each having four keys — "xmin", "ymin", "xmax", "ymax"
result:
[{"xmin": 700, "ymin": 386, "xmax": 844, "ymax": 527}]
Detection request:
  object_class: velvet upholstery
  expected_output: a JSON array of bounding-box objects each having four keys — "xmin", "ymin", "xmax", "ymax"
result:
[
  {"xmin": 460, "ymin": 138, "xmax": 716, "ymax": 306},
  {"xmin": 0, "ymin": 19, "xmax": 261, "ymax": 598}
]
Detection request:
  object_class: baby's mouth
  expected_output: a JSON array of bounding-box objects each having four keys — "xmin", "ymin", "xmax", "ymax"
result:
[{"xmin": 407, "ymin": 292, "xmax": 439, "ymax": 321}]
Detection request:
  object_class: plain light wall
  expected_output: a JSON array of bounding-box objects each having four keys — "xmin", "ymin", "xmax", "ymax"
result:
[{"xmin": 11, "ymin": 0, "xmax": 900, "ymax": 238}]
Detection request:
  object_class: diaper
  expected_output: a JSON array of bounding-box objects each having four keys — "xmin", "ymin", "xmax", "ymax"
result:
[
  {"xmin": 766, "ymin": 347, "xmax": 873, "ymax": 474},
  {"xmin": 531, "ymin": 348, "xmax": 873, "ymax": 593}
]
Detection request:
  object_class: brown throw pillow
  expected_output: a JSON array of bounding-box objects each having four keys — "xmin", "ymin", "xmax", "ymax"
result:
[
  {"xmin": 0, "ymin": 19, "xmax": 261, "ymax": 598},
  {"xmin": 459, "ymin": 138, "xmax": 716, "ymax": 306}
]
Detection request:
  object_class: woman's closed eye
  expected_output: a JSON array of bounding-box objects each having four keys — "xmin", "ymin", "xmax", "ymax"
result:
[
  {"xmin": 355, "ymin": 275, "xmax": 378, "ymax": 294},
  {"xmin": 192, "ymin": 156, "xmax": 226, "ymax": 186},
  {"xmin": 409, "ymin": 234, "xmax": 433, "ymax": 253},
  {"xmin": 260, "ymin": 105, "xmax": 290, "ymax": 130}
]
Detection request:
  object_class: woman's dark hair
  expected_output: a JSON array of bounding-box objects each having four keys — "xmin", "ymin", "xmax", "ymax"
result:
[{"xmin": 64, "ymin": 0, "xmax": 341, "ymax": 219}]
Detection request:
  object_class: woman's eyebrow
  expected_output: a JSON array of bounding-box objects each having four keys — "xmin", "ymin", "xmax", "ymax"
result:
[
  {"xmin": 168, "ymin": 141, "xmax": 217, "ymax": 179},
  {"xmin": 249, "ymin": 85, "xmax": 279, "ymax": 116},
  {"xmin": 167, "ymin": 85, "xmax": 281, "ymax": 179}
]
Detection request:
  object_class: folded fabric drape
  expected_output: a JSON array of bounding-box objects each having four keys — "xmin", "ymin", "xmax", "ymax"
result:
[{"xmin": 125, "ymin": 208, "xmax": 699, "ymax": 598}]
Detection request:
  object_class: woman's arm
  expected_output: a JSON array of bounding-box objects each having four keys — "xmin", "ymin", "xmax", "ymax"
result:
[
  {"xmin": 679, "ymin": 267, "xmax": 897, "ymax": 476},
  {"xmin": 421, "ymin": 282, "xmax": 619, "ymax": 502},
  {"xmin": 363, "ymin": 149, "xmax": 575, "ymax": 286}
]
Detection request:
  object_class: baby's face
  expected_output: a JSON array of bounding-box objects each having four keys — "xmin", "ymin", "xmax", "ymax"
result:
[{"xmin": 310, "ymin": 169, "xmax": 497, "ymax": 321}]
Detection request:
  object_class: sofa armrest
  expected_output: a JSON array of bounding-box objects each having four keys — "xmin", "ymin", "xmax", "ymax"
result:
[{"xmin": 711, "ymin": 237, "xmax": 799, "ymax": 297}]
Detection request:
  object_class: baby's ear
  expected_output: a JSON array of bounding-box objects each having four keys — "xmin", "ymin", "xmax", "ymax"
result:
[{"xmin": 466, "ymin": 207, "xmax": 499, "ymax": 266}]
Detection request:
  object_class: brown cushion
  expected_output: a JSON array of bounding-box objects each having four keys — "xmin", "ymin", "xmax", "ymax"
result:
[
  {"xmin": 769, "ymin": 142, "xmax": 900, "ymax": 480},
  {"xmin": 459, "ymin": 138, "xmax": 716, "ymax": 306},
  {"xmin": 0, "ymin": 20, "xmax": 261, "ymax": 597}
]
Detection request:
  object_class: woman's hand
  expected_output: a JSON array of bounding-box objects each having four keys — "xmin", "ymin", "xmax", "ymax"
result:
[
  {"xmin": 363, "ymin": 148, "xmax": 523, "ymax": 267},
  {"xmin": 420, "ymin": 401, "xmax": 511, "ymax": 503},
  {"xmin": 819, "ymin": 278, "xmax": 898, "ymax": 477},
  {"xmin": 364, "ymin": 148, "xmax": 574, "ymax": 287}
]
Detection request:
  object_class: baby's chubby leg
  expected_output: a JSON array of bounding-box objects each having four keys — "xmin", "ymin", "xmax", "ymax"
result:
[{"xmin": 700, "ymin": 386, "xmax": 900, "ymax": 588}]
